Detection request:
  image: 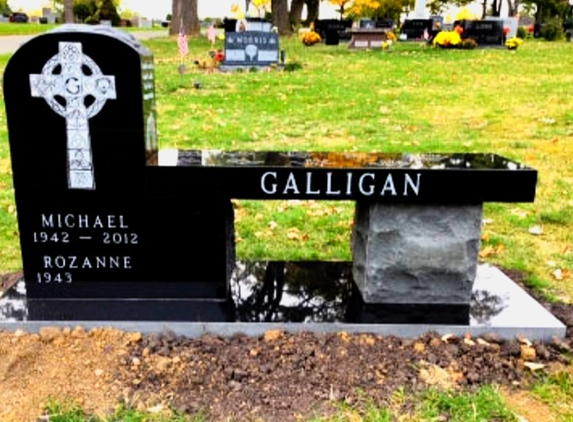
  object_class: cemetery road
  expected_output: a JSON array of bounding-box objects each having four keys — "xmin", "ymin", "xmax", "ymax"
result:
[{"xmin": 0, "ymin": 30, "xmax": 167, "ymax": 55}]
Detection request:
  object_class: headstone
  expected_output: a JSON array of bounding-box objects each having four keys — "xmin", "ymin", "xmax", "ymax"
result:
[
  {"xmin": 315, "ymin": 19, "xmax": 353, "ymax": 43},
  {"xmin": 3, "ymin": 25, "xmax": 235, "ymax": 321},
  {"xmin": 374, "ymin": 19, "xmax": 395, "ymax": 30},
  {"xmin": 3, "ymin": 26, "xmax": 544, "ymax": 329},
  {"xmin": 488, "ymin": 17, "xmax": 518, "ymax": 38},
  {"xmin": 223, "ymin": 18, "xmax": 237, "ymax": 33},
  {"xmin": 138, "ymin": 18, "xmax": 152, "ymax": 29},
  {"xmin": 400, "ymin": 19, "xmax": 432, "ymax": 40},
  {"xmin": 347, "ymin": 28, "xmax": 388, "ymax": 49},
  {"xmin": 359, "ymin": 19, "xmax": 376, "ymax": 29},
  {"xmin": 246, "ymin": 18, "xmax": 272, "ymax": 32},
  {"xmin": 221, "ymin": 31, "xmax": 280, "ymax": 70},
  {"xmin": 458, "ymin": 19, "xmax": 505, "ymax": 46}
]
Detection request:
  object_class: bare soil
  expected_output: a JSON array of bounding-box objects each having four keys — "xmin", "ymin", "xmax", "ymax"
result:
[{"xmin": 0, "ymin": 271, "xmax": 572, "ymax": 422}]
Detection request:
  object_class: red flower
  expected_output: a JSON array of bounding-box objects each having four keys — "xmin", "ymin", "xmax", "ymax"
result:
[
  {"xmin": 454, "ymin": 25, "xmax": 464, "ymax": 35},
  {"xmin": 214, "ymin": 51, "xmax": 225, "ymax": 62},
  {"xmin": 503, "ymin": 26, "xmax": 510, "ymax": 35}
]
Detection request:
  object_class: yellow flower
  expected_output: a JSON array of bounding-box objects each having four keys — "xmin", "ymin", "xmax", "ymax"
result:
[
  {"xmin": 505, "ymin": 37, "xmax": 523, "ymax": 49},
  {"xmin": 302, "ymin": 31, "xmax": 322, "ymax": 46},
  {"xmin": 432, "ymin": 30, "xmax": 462, "ymax": 47}
]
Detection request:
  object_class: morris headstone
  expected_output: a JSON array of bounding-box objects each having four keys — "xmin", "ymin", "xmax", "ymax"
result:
[{"xmin": 221, "ymin": 30, "xmax": 280, "ymax": 70}]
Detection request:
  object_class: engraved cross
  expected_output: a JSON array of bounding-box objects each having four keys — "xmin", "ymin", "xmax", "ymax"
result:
[{"xmin": 30, "ymin": 42, "xmax": 116, "ymax": 190}]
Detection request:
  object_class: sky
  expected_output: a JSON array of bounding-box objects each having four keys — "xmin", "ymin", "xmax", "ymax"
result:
[{"xmin": 9, "ymin": 0, "xmax": 339, "ymax": 20}]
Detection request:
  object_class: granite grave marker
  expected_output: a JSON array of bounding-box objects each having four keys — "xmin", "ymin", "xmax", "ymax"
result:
[
  {"xmin": 221, "ymin": 30, "xmax": 280, "ymax": 70},
  {"xmin": 4, "ymin": 26, "xmax": 550, "ymax": 331},
  {"xmin": 4, "ymin": 25, "xmax": 235, "ymax": 321}
]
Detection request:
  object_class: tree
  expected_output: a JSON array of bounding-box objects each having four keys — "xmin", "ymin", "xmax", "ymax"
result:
[
  {"xmin": 0, "ymin": 0, "xmax": 11, "ymax": 17},
  {"xmin": 521, "ymin": 0, "xmax": 571, "ymax": 21},
  {"xmin": 328, "ymin": 0, "xmax": 353, "ymax": 19},
  {"xmin": 169, "ymin": 0, "xmax": 199, "ymax": 36},
  {"xmin": 428, "ymin": 0, "xmax": 472, "ymax": 15},
  {"xmin": 271, "ymin": 0, "xmax": 292, "ymax": 35},
  {"xmin": 305, "ymin": 0, "xmax": 320, "ymax": 23},
  {"xmin": 64, "ymin": 0, "xmax": 74, "ymax": 22},
  {"xmin": 73, "ymin": 0, "xmax": 97, "ymax": 22},
  {"xmin": 252, "ymin": 0, "xmax": 271, "ymax": 17},
  {"xmin": 95, "ymin": 0, "xmax": 121, "ymax": 25},
  {"xmin": 340, "ymin": 0, "xmax": 412, "ymax": 21},
  {"xmin": 290, "ymin": 0, "xmax": 305, "ymax": 25}
]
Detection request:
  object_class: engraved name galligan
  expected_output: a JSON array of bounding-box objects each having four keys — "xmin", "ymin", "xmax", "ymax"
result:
[
  {"xmin": 260, "ymin": 172, "xmax": 422, "ymax": 196},
  {"xmin": 41, "ymin": 213, "xmax": 129, "ymax": 229}
]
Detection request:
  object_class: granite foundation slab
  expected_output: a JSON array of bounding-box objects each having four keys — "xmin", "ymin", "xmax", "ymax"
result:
[{"xmin": 0, "ymin": 263, "xmax": 565, "ymax": 341}]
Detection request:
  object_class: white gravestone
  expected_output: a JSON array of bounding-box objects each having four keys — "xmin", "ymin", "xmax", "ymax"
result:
[{"xmin": 30, "ymin": 42, "xmax": 116, "ymax": 190}]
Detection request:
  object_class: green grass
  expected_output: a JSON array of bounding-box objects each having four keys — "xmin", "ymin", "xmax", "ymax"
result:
[
  {"xmin": 531, "ymin": 371, "xmax": 573, "ymax": 420},
  {"xmin": 43, "ymin": 400, "xmax": 204, "ymax": 422},
  {"xmin": 416, "ymin": 386, "xmax": 517, "ymax": 421},
  {"xmin": 0, "ymin": 22, "xmax": 58, "ymax": 35}
]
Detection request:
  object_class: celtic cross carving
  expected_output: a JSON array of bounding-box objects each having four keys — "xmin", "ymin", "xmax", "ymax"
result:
[{"xmin": 30, "ymin": 42, "xmax": 116, "ymax": 190}]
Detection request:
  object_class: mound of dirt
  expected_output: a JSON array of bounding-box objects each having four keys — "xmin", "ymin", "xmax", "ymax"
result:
[{"xmin": 0, "ymin": 269, "xmax": 571, "ymax": 421}]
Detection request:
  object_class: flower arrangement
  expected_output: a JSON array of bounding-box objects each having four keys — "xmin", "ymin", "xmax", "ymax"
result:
[
  {"xmin": 302, "ymin": 31, "xmax": 322, "ymax": 46},
  {"xmin": 386, "ymin": 31, "xmax": 397, "ymax": 42},
  {"xmin": 432, "ymin": 30, "xmax": 462, "ymax": 48},
  {"xmin": 505, "ymin": 36, "xmax": 523, "ymax": 50}
]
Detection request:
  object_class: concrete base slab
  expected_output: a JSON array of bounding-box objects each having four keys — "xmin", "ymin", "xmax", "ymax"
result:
[{"xmin": 0, "ymin": 264, "xmax": 565, "ymax": 341}]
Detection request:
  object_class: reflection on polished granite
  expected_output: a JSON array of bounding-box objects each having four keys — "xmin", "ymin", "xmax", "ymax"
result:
[
  {"xmin": 0, "ymin": 263, "xmax": 564, "ymax": 335},
  {"xmin": 175, "ymin": 151, "xmax": 531, "ymax": 170}
]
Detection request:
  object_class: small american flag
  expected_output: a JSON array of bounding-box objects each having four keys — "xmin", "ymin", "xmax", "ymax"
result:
[
  {"xmin": 208, "ymin": 24, "xmax": 216, "ymax": 45},
  {"xmin": 423, "ymin": 28, "xmax": 429, "ymax": 40},
  {"xmin": 178, "ymin": 27, "xmax": 188, "ymax": 56}
]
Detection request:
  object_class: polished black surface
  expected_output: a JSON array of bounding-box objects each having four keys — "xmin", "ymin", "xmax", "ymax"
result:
[
  {"xmin": 3, "ymin": 27, "xmax": 232, "ymax": 309},
  {"xmin": 1, "ymin": 261, "xmax": 530, "ymax": 325},
  {"xmin": 146, "ymin": 151, "xmax": 538, "ymax": 203},
  {"xmin": 175, "ymin": 151, "xmax": 532, "ymax": 170},
  {"xmin": 457, "ymin": 19, "xmax": 505, "ymax": 46}
]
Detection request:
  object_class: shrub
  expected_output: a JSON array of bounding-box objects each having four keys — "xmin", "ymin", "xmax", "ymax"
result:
[
  {"xmin": 284, "ymin": 61, "xmax": 303, "ymax": 72},
  {"xmin": 517, "ymin": 26, "xmax": 529, "ymax": 39},
  {"xmin": 460, "ymin": 38, "xmax": 478, "ymax": 49},
  {"xmin": 540, "ymin": 19, "xmax": 564, "ymax": 41},
  {"xmin": 84, "ymin": 15, "xmax": 99, "ymax": 25},
  {"xmin": 302, "ymin": 31, "xmax": 322, "ymax": 46}
]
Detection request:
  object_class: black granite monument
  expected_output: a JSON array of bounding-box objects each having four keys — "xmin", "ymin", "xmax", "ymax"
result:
[
  {"xmin": 4, "ymin": 25, "xmax": 235, "ymax": 321},
  {"xmin": 4, "ymin": 25, "xmax": 540, "ymax": 326},
  {"xmin": 456, "ymin": 19, "xmax": 505, "ymax": 46}
]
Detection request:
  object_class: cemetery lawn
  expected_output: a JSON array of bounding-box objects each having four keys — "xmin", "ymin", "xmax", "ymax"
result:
[
  {"xmin": 1, "ymin": 33, "xmax": 573, "ymax": 421},
  {"xmin": 0, "ymin": 22, "xmax": 58, "ymax": 35}
]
